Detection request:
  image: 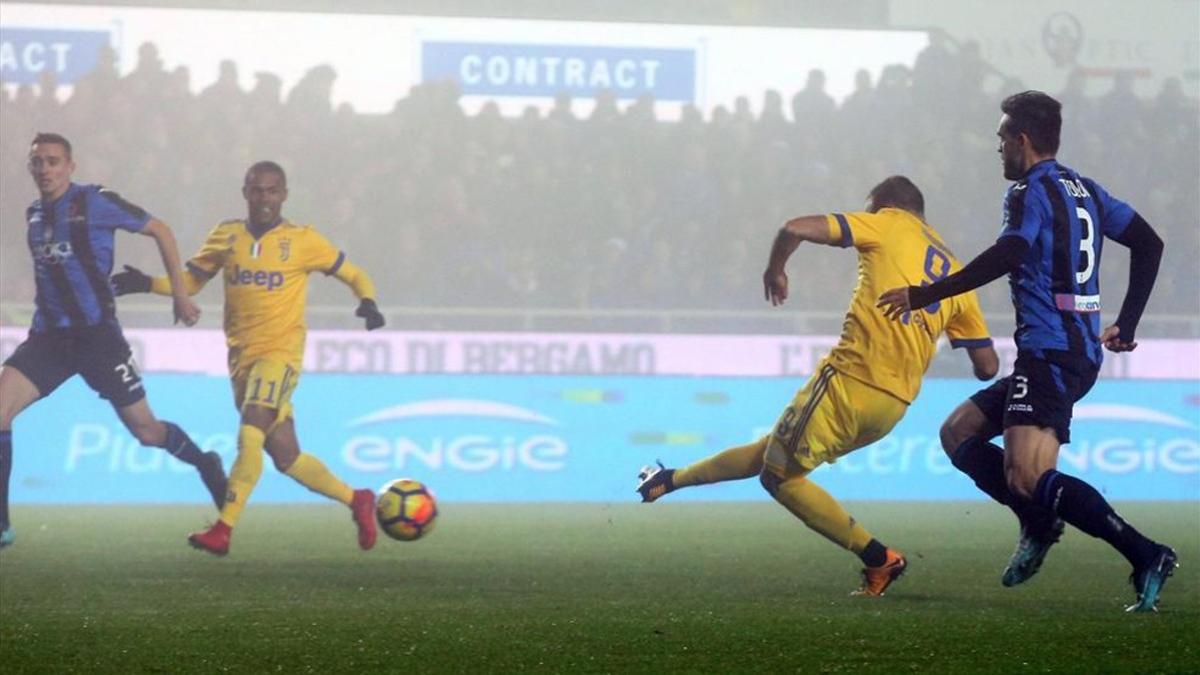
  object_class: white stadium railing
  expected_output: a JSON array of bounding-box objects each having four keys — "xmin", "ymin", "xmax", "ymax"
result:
[{"xmin": 1, "ymin": 302, "xmax": 1197, "ymax": 338}]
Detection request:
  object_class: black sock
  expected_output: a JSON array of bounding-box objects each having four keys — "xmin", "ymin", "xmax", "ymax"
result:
[
  {"xmin": 1034, "ymin": 469, "xmax": 1157, "ymax": 568},
  {"xmin": 950, "ymin": 437, "xmax": 1012, "ymax": 505},
  {"xmin": 859, "ymin": 538, "xmax": 888, "ymax": 568},
  {"xmin": 949, "ymin": 437, "xmax": 1051, "ymax": 526},
  {"xmin": 159, "ymin": 422, "xmax": 205, "ymax": 466},
  {"xmin": 0, "ymin": 430, "xmax": 12, "ymax": 529}
]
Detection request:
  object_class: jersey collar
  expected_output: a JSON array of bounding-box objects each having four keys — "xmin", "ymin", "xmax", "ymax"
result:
[
  {"xmin": 246, "ymin": 217, "xmax": 284, "ymax": 240},
  {"xmin": 41, "ymin": 182, "xmax": 79, "ymax": 208},
  {"xmin": 1021, "ymin": 158, "xmax": 1057, "ymax": 180}
]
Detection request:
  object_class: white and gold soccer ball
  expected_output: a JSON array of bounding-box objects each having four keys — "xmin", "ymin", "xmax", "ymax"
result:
[{"xmin": 375, "ymin": 478, "xmax": 438, "ymax": 542}]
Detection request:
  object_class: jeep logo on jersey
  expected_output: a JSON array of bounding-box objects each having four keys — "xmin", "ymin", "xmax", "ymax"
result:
[{"xmin": 228, "ymin": 264, "xmax": 284, "ymax": 290}]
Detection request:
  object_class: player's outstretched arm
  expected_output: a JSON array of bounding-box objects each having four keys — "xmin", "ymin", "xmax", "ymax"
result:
[
  {"xmin": 763, "ymin": 215, "xmax": 838, "ymax": 306},
  {"xmin": 143, "ymin": 268, "xmax": 208, "ymax": 297},
  {"xmin": 1103, "ymin": 214, "xmax": 1164, "ymax": 352},
  {"xmin": 138, "ymin": 219, "xmax": 201, "ymax": 326},
  {"xmin": 333, "ymin": 259, "xmax": 385, "ymax": 330},
  {"xmin": 878, "ymin": 236, "xmax": 1029, "ymax": 321}
]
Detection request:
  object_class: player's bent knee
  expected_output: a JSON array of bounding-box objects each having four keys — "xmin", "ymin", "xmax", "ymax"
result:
[
  {"xmin": 130, "ymin": 421, "xmax": 166, "ymax": 447},
  {"xmin": 0, "ymin": 406, "xmax": 17, "ymax": 430},
  {"xmin": 0, "ymin": 372, "xmax": 38, "ymax": 429},
  {"xmin": 759, "ymin": 467, "xmax": 781, "ymax": 497},
  {"xmin": 269, "ymin": 452, "xmax": 297, "ymax": 473},
  {"xmin": 938, "ymin": 421, "xmax": 962, "ymax": 457},
  {"xmin": 940, "ymin": 404, "xmax": 986, "ymax": 458},
  {"xmin": 1004, "ymin": 468, "xmax": 1038, "ymax": 501},
  {"xmin": 240, "ymin": 404, "xmax": 276, "ymax": 432},
  {"xmin": 0, "ymin": 397, "xmax": 16, "ymax": 428}
]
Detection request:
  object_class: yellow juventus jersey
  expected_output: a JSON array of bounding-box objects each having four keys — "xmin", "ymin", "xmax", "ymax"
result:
[
  {"xmin": 822, "ymin": 208, "xmax": 992, "ymax": 404},
  {"xmin": 187, "ymin": 219, "xmax": 345, "ymax": 365}
]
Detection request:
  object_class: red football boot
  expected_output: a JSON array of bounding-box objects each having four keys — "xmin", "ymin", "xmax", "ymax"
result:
[
  {"xmin": 350, "ymin": 489, "xmax": 377, "ymax": 551},
  {"xmin": 188, "ymin": 520, "xmax": 231, "ymax": 557}
]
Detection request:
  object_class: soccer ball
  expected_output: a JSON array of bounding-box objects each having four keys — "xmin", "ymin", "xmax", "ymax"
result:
[{"xmin": 375, "ymin": 478, "xmax": 438, "ymax": 541}]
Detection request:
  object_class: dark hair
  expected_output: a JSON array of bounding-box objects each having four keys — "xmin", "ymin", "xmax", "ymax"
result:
[
  {"xmin": 868, "ymin": 175, "xmax": 925, "ymax": 218},
  {"xmin": 245, "ymin": 160, "xmax": 287, "ymax": 186},
  {"xmin": 1000, "ymin": 90, "xmax": 1062, "ymax": 155},
  {"xmin": 32, "ymin": 132, "xmax": 72, "ymax": 158}
]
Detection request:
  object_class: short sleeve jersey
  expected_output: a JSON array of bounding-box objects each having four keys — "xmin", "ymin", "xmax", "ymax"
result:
[
  {"xmin": 26, "ymin": 183, "xmax": 151, "ymax": 332},
  {"xmin": 824, "ymin": 208, "xmax": 992, "ymax": 403},
  {"xmin": 187, "ymin": 219, "xmax": 345, "ymax": 364},
  {"xmin": 998, "ymin": 159, "xmax": 1136, "ymax": 364}
]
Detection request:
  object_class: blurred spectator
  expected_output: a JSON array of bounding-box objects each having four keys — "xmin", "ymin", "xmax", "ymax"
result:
[
  {"xmin": 548, "ymin": 91, "xmax": 575, "ymax": 124},
  {"xmin": 790, "ymin": 69, "xmax": 836, "ymax": 130},
  {"xmin": 123, "ymin": 42, "xmax": 171, "ymax": 101},
  {"xmin": 69, "ymin": 44, "xmax": 121, "ymax": 113},
  {"xmin": 199, "ymin": 60, "xmax": 246, "ymax": 108},
  {"xmin": 912, "ymin": 29, "xmax": 958, "ymax": 106},
  {"xmin": 1098, "ymin": 71, "xmax": 1143, "ymax": 138},
  {"xmin": 33, "ymin": 70, "xmax": 62, "ymax": 124}
]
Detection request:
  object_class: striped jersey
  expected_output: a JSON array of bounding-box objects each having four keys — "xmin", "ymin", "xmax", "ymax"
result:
[
  {"xmin": 25, "ymin": 183, "xmax": 150, "ymax": 332},
  {"xmin": 999, "ymin": 159, "xmax": 1136, "ymax": 364}
]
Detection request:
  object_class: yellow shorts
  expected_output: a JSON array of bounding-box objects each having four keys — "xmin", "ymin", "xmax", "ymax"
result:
[
  {"xmin": 231, "ymin": 356, "xmax": 300, "ymax": 426},
  {"xmin": 763, "ymin": 361, "xmax": 907, "ymax": 479}
]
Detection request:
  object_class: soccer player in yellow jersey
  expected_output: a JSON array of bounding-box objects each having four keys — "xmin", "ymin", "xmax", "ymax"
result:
[
  {"xmin": 637, "ymin": 176, "xmax": 999, "ymax": 596},
  {"xmin": 112, "ymin": 161, "xmax": 385, "ymax": 556}
]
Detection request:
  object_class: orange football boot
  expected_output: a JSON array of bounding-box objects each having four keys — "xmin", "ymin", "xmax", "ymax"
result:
[{"xmin": 851, "ymin": 548, "xmax": 908, "ymax": 597}]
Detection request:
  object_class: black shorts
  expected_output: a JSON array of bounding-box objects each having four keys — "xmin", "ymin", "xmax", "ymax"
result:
[
  {"xmin": 3, "ymin": 324, "xmax": 146, "ymax": 408},
  {"xmin": 969, "ymin": 350, "xmax": 1099, "ymax": 443}
]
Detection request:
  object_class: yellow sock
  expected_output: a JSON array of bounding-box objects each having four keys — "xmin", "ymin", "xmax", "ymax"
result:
[
  {"xmin": 769, "ymin": 475, "xmax": 873, "ymax": 554},
  {"xmin": 284, "ymin": 452, "xmax": 354, "ymax": 506},
  {"xmin": 673, "ymin": 437, "xmax": 768, "ymax": 488},
  {"xmin": 218, "ymin": 425, "xmax": 266, "ymax": 528}
]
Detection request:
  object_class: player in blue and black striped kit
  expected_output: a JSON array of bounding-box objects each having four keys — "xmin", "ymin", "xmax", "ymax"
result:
[
  {"xmin": 0, "ymin": 133, "xmax": 227, "ymax": 548},
  {"xmin": 878, "ymin": 91, "xmax": 1175, "ymax": 612}
]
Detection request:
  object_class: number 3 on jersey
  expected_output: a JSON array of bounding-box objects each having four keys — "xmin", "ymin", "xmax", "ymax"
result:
[{"xmin": 1076, "ymin": 207, "xmax": 1096, "ymax": 284}]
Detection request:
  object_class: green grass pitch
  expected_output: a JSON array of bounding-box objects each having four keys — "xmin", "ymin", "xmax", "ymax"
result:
[{"xmin": 1, "ymin": 502, "xmax": 1197, "ymax": 673}]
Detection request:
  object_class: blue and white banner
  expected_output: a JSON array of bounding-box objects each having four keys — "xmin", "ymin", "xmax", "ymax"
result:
[
  {"xmin": 9, "ymin": 375, "xmax": 1199, "ymax": 504},
  {"xmin": 421, "ymin": 41, "xmax": 696, "ymax": 100},
  {"xmin": 2, "ymin": 3, "xmax": 929, "ymax": 116},
  {"xmin": 0, "ymin": 27, "xmax": 112, "ymax": 84}
]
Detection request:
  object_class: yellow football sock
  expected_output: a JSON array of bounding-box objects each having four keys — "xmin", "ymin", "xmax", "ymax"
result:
[
  {"xmin": 673, "ymin": 437, "xmax": 768, "ymax": 488},
  {"xmin": 218, "ymin": 425, "xmax": 266, "ymax": 528},
  {"xmin": 284, "ymin": 452, "xmax": 354, "ymax": 506},
  {"xmin": 770, "ymin": 475, "xmax": 873, "ymax": 554}
]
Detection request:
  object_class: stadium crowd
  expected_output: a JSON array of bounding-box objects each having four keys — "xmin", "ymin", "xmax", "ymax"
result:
[{"xmin": 2, "ymin": 39, "xmax": 1197, "ymax": 330}]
